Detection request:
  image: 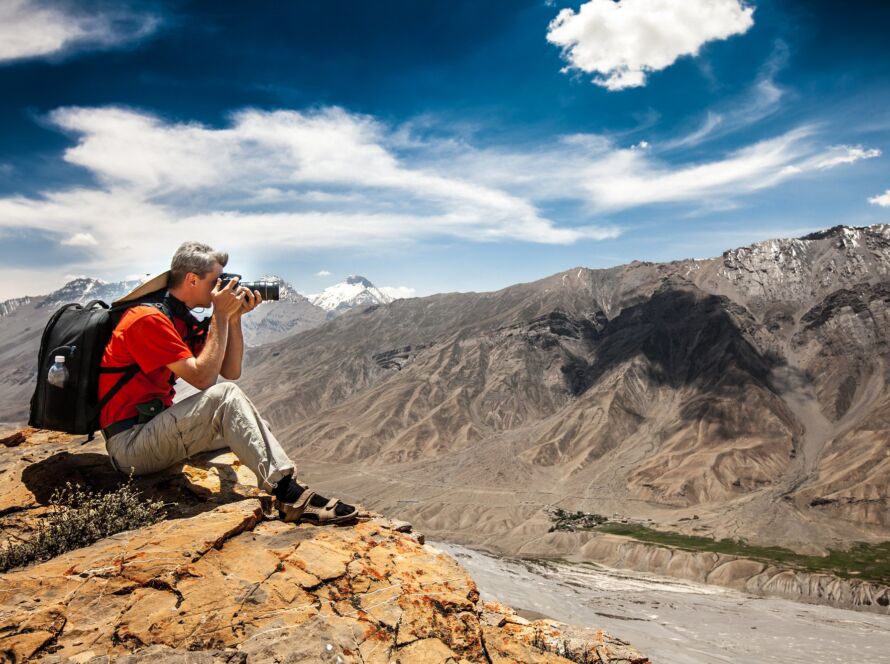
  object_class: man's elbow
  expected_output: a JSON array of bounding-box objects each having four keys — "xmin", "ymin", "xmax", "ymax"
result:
[
  {"xmin": 219, "ymin": 369, "xmax": 240, "ymax": 381},
  {"xmin": 170, "ymin": 359, "xmax": 213, "ymax": 391},
  {"xmin": 194, "ymin": 368, "xmax": 220, "ymax": 390}
]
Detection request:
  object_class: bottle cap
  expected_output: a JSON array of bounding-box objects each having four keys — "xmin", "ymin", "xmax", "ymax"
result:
[{"xmin": 54, "ymin": 355, "xmax": 66, "ymax": 363}]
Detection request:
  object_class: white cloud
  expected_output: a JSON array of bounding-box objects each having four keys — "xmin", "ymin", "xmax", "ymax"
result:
[
  {"xmin": 869, "ymin": 190, "xmax": 890, "ymax": 207},
  {"xmin": 0, "ymin": 106, "xmax": 621, "ymax": 288},
  {"xmin": 663, "ymin": 45, "xmax": 787, "ymax": 150},
  {"xmin": 0, "ymin": 268, "xmax": 75, "ymax": 300},
  {"xmin": 379, "ymin": 286, "xmax": 416, "ymax": 300},
  {"xmin": 39, "ymin": 106, "xmax": 621, "ymax": 248},
  {"xmin": 0, "ymin": 104, "xmax": 879, "ymax": 295},
  {"xmin": 665, "ymin": 111, "xmax": 724, "ymax": 150},
  {"xmin": 0, "ymin": 0, "xmax": 160, "ymax": 64},
  {"xmin": 439, "ymin": 126, "xmax": 880, "ymax": 213},
  {"xmin": 809, "ymin": 145, "xmax": 881, "ymax": 170},
  {"xmin": 315, "ymin": 270, "xmax": 332, "ymax": 276},
  {"xmin": 60, "ymin": 231, "xmax": 98, "ymax": 246},
  {"xmin": 584, "ymin": 134, "xmax": 881, "ymax": 210},
  {"xmin": 547, "ymin": 0, "xmax": 754, "ymax": 90}
]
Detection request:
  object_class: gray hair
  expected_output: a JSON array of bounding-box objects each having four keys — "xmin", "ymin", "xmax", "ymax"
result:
[{"xmin": 169, "ymin": 241, "xmax": 229, "ymax": 288}]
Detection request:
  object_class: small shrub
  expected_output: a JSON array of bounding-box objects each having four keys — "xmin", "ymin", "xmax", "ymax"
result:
[{"xmin": 0, "ymin": 478, "xmax": 168, "ymax": 572}]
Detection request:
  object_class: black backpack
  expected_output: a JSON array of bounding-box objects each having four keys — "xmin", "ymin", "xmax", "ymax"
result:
[{"xmin": 28, "ymin": 290, "xmax": 181, "ymax": 440}]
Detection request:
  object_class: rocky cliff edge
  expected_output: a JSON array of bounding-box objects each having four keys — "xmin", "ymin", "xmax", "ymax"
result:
[{"xmin": 0, "ymin": 428, "xmax": 647, "ymax": 664}]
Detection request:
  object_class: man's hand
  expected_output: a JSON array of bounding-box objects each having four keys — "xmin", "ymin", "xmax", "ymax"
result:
[
  {"xmin": 235, "ymin": 287, "xmax": 263, "ymax": 317},
  {"xmin": 211, "ymin": 275, "xmax": 245, "ymax": 320}
]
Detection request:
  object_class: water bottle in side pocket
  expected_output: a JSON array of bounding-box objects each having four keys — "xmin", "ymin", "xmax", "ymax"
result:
[{"xmin": 47, "ymin": 355, "xmax": 69, "ymax": 388}]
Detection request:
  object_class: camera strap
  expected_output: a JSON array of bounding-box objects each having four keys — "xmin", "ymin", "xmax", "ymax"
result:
[{"xmin": 161, "ymin": 291, "xmax": 212, "ymax": 349}]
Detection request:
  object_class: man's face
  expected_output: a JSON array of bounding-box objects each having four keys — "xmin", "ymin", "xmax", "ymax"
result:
[{"xmin": 188, "ymin": 262, "xmax": 224, "ymax": 308}]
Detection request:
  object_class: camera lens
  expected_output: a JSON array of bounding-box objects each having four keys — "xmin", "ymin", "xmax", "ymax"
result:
[{"xmin": 240, "ymin": 280, "xmax": 280, "ymax": 301}]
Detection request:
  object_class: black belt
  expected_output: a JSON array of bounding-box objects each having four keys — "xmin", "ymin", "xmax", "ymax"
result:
[{"xmin": 102, "ymin": 416, "xmax": 141, "ymax": 440}]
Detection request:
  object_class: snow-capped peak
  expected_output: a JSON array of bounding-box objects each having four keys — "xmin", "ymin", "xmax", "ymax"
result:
[
  {"xmin": 345, "ymin": 275, "xmax": 373, "ymax": 288},
  {"xmin": 309, "ymin": 275, "xmax": 393, "ymax": 314},
  {"xmin": 38, "ymin": 277, "xmax": 141, "ymax": 309}
]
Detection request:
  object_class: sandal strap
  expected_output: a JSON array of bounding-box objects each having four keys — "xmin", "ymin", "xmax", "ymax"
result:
[{"xmin": 293, "ymin": 489, "xmax": 315, "ymax": 509}]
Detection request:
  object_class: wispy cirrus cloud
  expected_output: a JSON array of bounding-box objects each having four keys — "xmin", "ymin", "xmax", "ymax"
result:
[
  {"xmin": 663, "ymin": 42, "xmax": 789, "ymax": 150},
  {"xmin": 43, "ymin": 106, "xmax": 617, "ymax": 248},
  {"xmin": 0, "ymin": 104, "xmax": 880, "ymax": 295},
  {"xmin": 437, "ymin": 127, "xmax": 880, "ymax": 212},
  {"xmin": 0, "ymin": 0, "xmax": 160, "ymax": 64},
  {"xmin": 0, "ymin": 106, "xmax": 621, "ymax": 287},
  {"xmin": 547, "ymin": 0, "xmax": 755, "ymax": 91}
]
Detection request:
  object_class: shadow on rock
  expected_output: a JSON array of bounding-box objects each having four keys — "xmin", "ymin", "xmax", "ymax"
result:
[{"xmin": 20, "ymin": 447, "xmax": 265, "ymax": 521}]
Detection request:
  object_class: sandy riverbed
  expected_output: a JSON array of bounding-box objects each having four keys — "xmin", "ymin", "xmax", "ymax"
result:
[{"xmin": 434, "ymin": 541, "xmax": 890, "ymax": 664}]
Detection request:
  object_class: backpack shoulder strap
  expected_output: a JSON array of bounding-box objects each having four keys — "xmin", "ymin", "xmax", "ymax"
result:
[
  {"xmin": 95, "ymin": 294, "xmax": 176, "ymax": 426},
  {"xmin": 108, "ymin": 297, "xmax": 173, "ymax": 324},
  {"xmin": 95, "ymin": 364, "xmax": 141, "ymax": 413}
]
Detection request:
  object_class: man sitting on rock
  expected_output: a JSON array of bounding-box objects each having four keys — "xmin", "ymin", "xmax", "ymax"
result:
[{"xmin": 99, "ymin": 241, "xmax": 356, "ymax": 524}]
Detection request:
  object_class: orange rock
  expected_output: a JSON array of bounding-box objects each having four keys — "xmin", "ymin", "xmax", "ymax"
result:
[{"xmin": 0, "ymin": 431, "xmax": 648, "ymax": 663}]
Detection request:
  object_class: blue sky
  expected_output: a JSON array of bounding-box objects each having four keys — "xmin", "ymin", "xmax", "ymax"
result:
[{"xmin": 1, "ymin": 0, "xmax": 889, "ymax": 300}]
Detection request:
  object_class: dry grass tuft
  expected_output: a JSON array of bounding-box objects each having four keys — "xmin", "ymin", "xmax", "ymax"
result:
[{"xmin": 0, "ymin": 478, "xmax": 168, "ymax": 571}]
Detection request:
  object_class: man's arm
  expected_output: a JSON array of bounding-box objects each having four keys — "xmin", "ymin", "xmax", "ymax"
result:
[
  {"xmin": 167, "ymin": 276, "xmax": 244, "ymax": 390},
  {"xmin": 167, "ymin": 310, "xmax": 230, "ymax": 390},
  {"xmin": 219, "ymin": 287, "xmax": 262, "ymax": 381},
  {"xmin": 220, "ymin": 314, "xmax": 244, "ymax": 380}
]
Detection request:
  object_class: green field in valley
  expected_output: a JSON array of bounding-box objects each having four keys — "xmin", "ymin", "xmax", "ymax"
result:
[{"xmin": 548, "ymin": 509, "xmax": 890, "ymax": 588}]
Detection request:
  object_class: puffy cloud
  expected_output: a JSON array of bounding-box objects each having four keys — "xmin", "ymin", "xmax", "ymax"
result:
[
  {"xmin": 60, "ymin": 232, "xmax": 98, "ymax": 246},
  {"xmin": 0, "ymin": 0, "xmax": 159, "ymax": 64},
  {"xmin": 547, "ymin": 0, "xmax": 754, "ymax": 90},
  {"xmin": 379, "ymin": 286, "xmax": 416, "ymax": 300},
  {"xmin": 869, "ymin": 190, "xmax": 890, "ymax": 208},
  {"xmin": 315, "ymin": 270, "xmax": 332, "ymax": 276}
]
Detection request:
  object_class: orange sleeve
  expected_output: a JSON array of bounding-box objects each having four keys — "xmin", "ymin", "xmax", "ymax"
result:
[{"xmin": 125, "ymin": 311, "xmax": 194, "ymax": 373}]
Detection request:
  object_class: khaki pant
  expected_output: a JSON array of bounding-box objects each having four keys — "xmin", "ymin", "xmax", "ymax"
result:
[{"xmin": 104, "ymin": 382, "xmax": 295, "ymax": 492}]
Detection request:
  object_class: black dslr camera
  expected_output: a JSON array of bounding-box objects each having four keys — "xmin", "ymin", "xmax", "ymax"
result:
[{"xmin": 219, "ymin": 273, "xmax": 280, "ymax": 301}]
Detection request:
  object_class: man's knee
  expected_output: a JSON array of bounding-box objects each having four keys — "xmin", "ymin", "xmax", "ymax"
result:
[{"xmin": 206, "ymin": 381, "xmax": 242, "ymax": 399}]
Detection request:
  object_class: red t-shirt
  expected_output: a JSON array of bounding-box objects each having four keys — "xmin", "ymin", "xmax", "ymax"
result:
[{"xmin": 98, "ymin": 306, "xmax": 203, "ymax": 428}]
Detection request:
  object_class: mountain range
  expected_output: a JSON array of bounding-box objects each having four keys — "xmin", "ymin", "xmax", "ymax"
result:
[
  {"xmin": 0, "ymin": 274, "xmax": 392, "ymax": 422},
  {"xmin": 232, "ymin": 225, "xmax": 890, "ymax": 560},
  {"xmin": 2, "ymin": 226, "xmax": 888, "ymax": 562}
]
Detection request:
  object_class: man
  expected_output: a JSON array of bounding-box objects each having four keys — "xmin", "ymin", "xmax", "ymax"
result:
[{"xmin": 99, "ymin": 241, "xmax": 356, "ymax": 524}]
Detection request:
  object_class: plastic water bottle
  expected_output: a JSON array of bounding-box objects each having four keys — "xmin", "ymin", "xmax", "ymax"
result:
[{"xmin": 47, "ymin": 355, "xmax": 69, "ymax": 388}]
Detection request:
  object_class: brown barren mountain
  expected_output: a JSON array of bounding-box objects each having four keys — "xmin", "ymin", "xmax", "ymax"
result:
[{"xmin": 237, "ymin": 225, "xmax": 890, "ymax": 570}]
